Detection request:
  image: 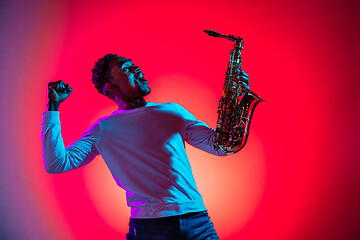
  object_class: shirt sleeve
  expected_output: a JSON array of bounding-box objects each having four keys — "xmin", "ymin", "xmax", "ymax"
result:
[
  {"xmin": 41, "ymin": 111, "xmax": 100, "ymax": 173},
  {"xmin": 173, "ymin": 103, "xmax": 227, "ymax": 156}
]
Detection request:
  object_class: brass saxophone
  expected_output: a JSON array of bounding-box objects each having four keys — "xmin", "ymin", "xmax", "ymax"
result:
[{"xmin": 204, "ymin": 30, "xmax": 264, "ymax": 153}]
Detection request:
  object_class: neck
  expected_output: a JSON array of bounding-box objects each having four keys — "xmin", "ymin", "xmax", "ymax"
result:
[{"xmin": 115, "ymin": 96, "xmax": 147, "ymax": 110}]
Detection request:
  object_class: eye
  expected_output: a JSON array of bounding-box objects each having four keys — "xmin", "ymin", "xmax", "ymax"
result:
[
  {"xmin": 122, "ymin": 67, "xmax": 129, "ymax": 72},
  {"xmin": 129, "ymin": 66, "xmax": 140, "ymax": 73}
]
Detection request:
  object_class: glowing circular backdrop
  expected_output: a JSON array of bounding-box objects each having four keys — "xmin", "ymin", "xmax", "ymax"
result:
[{"xmin": 1, "ymin": 0, "xmax": 359, "ymax": 239}]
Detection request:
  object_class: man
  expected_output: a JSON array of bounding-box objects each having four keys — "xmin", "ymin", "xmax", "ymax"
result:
[{"xmin": 42, "ymin": 53, "xmax": 249, "ymax": 239}]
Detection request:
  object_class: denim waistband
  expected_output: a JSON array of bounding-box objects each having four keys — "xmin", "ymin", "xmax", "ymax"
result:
[{"xmin": 130, "ymin": 210, "xmax": 207, "ymax": 222}]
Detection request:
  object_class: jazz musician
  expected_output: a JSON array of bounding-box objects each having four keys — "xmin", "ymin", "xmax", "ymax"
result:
[{"xmin": 42, "ymin": 53, "xmax": 249, "ymax": 239}]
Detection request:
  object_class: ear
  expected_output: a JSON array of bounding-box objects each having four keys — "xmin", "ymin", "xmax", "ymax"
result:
[{"xmin": 105, "ymin": 82, "xmax": 116, "ymax": 91}]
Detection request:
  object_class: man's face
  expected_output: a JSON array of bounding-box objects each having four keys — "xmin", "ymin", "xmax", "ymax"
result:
[{"xmin": 108, "ymin": 58, "xmax": 151, "ymax": 100}]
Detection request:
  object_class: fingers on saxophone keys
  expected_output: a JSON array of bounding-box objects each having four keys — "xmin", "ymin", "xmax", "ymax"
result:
[
  {"xmin": 240, "ymin": 70, "xmax": 249, "ymax": 78},
  {"xmin": 235, "ymin": 69, "xmax": 248, "ymax": 76},
  {"xmin": 235, "ymin": 70, "xmax": 249, "ymax": 79},
  {"xmin": 240, "ymin": 82, "xmax": 250, "ymax": 89},
  {"xmin": 236, "ymin": 75, "xmax": 249, "ymax": 83}
]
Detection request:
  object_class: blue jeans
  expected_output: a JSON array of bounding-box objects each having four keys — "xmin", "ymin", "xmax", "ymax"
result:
[{"xmin": 126, "ymin": 211, "xmax": 220, "ymax": 240}]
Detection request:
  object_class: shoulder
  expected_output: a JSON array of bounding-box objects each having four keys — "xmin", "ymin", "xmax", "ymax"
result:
[
  {"xmin": 144, "ymin": 102, "xmax": 193, "ymax": 119},
  {"xmin": 157, "ymin": 102, "xmax": 190, "ymax": 114},
  {"xmin": 167, "ymin": 102, "xmax": 196, "ymax": 120},
  {"xmin": 146, "ymin": 102, "xmax": 185, "ymax": 112}
]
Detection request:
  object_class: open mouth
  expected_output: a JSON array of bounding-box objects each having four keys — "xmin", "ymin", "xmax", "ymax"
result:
[{"xmin": 138, "ymin": 73, "xmax": 146, "ymax": 82}]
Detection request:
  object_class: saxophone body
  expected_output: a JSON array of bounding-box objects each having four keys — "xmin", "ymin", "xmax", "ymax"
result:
[{"xmin": 204, "ymin": 30, "xmax": 264, "ymax": 153}]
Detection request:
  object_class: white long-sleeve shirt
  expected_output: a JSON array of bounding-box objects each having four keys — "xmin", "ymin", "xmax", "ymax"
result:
[{"xmin": 41, "ymin": 102, "xmax": 227, "ymax": 218}]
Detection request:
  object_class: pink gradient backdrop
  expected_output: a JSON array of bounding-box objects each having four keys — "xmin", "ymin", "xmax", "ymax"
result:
[{"xmin": 1, "ymin": 0, "xmax": 359, "ymax": 239}]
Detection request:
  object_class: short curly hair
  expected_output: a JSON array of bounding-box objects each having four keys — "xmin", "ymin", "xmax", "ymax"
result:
[{"xmin": 91, "ymin": 53, "xmax": 121, "ymax": 100}]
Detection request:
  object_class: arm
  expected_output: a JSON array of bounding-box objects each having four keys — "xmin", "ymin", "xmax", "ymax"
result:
[
  {"xmin": 41, "ymin": 113, "xmax": 100, "ymax": 173},
  {"xmin": 173, "ymin": 103, "xmax": 227, "ymax": 156},
  {"xmin": 41, "ymin": 81, "xmax": 100, "ymax": 173}
]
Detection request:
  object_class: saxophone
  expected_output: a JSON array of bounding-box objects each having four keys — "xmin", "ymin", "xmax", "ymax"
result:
[{"xmin": 204, "ymin": 30, "xmax": 264, "ymax": 153}]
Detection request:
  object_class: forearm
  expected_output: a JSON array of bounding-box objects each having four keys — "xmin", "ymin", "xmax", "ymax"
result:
[
  {"xmin": 41, "ymin": 111, "xmax": 100, "ymax": 173},
  {"xmin": 186, "ymin": 124, "xmax": 228, "ymax": 156},
  {"xmin": 47, "ymin": 101, "xmax": 60, "ymax": 111},
  {"xmin": 41, "ymin": 111, "xmax": 73, "ymax": 173}
]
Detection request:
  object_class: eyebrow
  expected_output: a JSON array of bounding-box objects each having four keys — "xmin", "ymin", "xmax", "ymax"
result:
[{"xmin": 120, "ymin": 60, "xmax": 134, "ymax": 68}]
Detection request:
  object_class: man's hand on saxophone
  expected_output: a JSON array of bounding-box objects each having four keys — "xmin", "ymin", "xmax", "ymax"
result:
[
  {"xmin": 216, "ymin": 69, "xmax": 251, "ymax": 154},
  {"xmin": 236, "ymin": 69, "xmax": 250, "ymax": 89}
]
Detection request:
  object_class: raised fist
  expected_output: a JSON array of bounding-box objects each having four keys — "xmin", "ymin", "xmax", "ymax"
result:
[{"xmin": 48, "ymin": 80, "xmax": 72, "ymax": 103}]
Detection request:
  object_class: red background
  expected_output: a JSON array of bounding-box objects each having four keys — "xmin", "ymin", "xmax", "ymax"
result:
[{"xmin": 0, "ymin": 0, "xmax": 359, "ymax": 239}]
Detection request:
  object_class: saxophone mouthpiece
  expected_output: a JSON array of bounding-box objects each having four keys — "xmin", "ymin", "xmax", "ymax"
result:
[{"xmin": 204, "ymin": 30, "xmax": 220, "ymax": 38}]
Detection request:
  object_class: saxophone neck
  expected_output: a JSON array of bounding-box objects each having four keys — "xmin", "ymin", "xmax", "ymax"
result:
[
  {"xmin": 234, "ymin": 39, "xmax": 244, "ymax": 50},
  {"xmin": 204, "ymin": 29, "xmax": 244, "ymax": 46}
]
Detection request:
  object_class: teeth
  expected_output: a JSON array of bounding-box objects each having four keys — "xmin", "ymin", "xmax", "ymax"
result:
[{"xmin": 138, "ymin": 74, "xmax": 146, "ymax": 81}]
